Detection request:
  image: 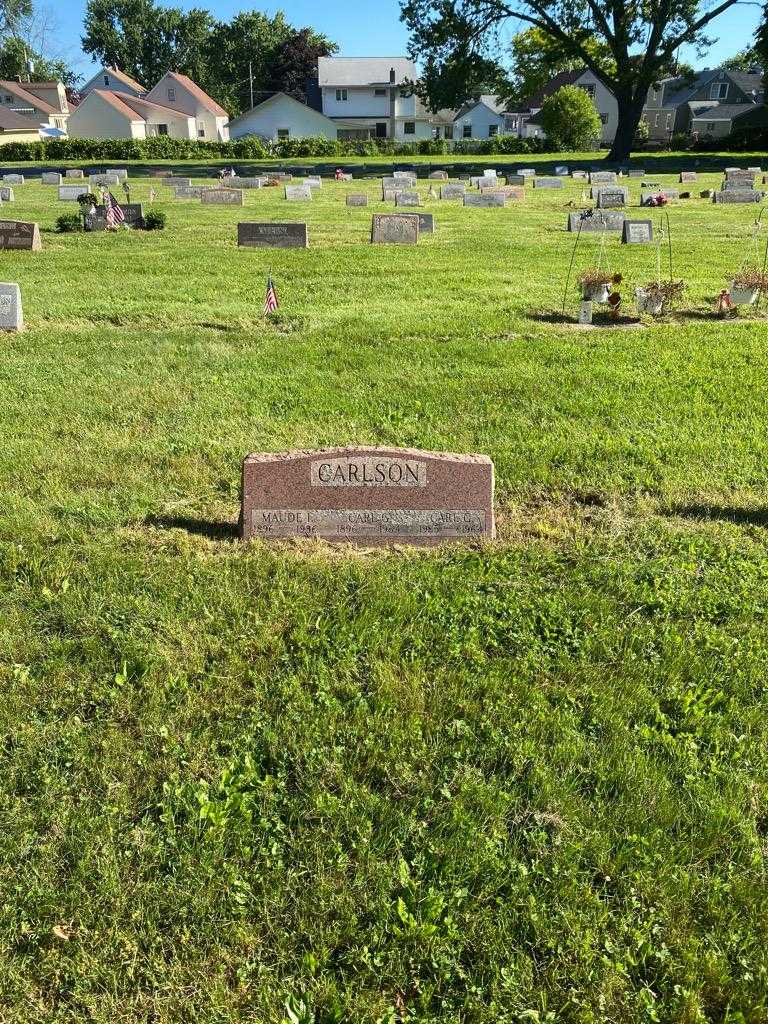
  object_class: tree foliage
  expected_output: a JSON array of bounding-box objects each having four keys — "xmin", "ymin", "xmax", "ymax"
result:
[
  {"xmin": 0, "ymin": 33, "xmax": 77, "ymax": 85},
  {"xmin": 508, "ymin": 28, "xmax": 613, "ymax": 103},
  {"xmin": 400, "ymin": 0, "xmax": 742, "ymax": 159},
  {"xmin": 82, "ymin": 0, "xmax": 338, "ymax": 115},
  {"xmin": 538, "ymin": 83, "xmax": 602, "ymax": 148}
]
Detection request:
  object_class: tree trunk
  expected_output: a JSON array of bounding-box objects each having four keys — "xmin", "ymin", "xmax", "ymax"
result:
[{"xmin": 607, "ymin": 93, "xmax": 647, "ymax": 162}]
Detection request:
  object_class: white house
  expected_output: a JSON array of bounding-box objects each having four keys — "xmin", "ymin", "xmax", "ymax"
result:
[
  {"xmin": 228, "ymin": 92, "xmax": 340, "ymax": 141},
  {"xmin": 318, "ymin": 57, "xmax": 434, "ymax": 140},
  {"xmin": 144, "ymin": 72, "xmax": 229, "ymax": 142},
  {"xmin": 0, "ymin": 79, "xmax": 70, "ymax": 133},
  {"xmin": 80, "ymin": 67, "xmax": 146, "ymax": 99},
  {"xmin": 452, "ymin": 95, "xmax": 506, "ymax": 140},
  {"xmin": 67, "ymin": 90, "xmax": 197, "ymax": 140}
]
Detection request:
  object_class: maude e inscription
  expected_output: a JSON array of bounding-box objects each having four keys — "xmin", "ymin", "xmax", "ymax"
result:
[{"xmin": 241, "ymin": 447, "xmax": 495, "ymax": 545}]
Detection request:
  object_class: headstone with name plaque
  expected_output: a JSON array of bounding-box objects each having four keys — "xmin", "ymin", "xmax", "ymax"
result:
[
  {"xmin": 85, "ymin": 203, "xmax": 144, "ymax": 230},
  {"xmin": 713, "ymin": 189, "xmax": 763, "ymax": 204},
  {"xmin": 162, "ymin": 177, "xmax": 192, "ymax": 188},
  {"xmin": 89, "ymin": 173, "xmax": 120, "ymax": 187},
  {"xmin": 595, "ymin": 186, "xmax": 628, "ymax": 208},
  {"xmin": 58, "ymin": 185, "xmax": 89, "ymax": 201},
  {"xmin": 393, "ymin": 211, "xmax": 433, "ymax": 234},
  {"xmin": 285, "ymin": 185, "xmax": 311, "ymax": 201},
  {"xmin": 202, "ymin": 189, "xmax": 244, "ymax": 205},
  {"xmin": 680, "ymin": 171, "xmax": 697, "ymax": 183},
  {"xmin": 106, "ymin": 169, "xmax": 128, "ymax": 181},
  {"xmin": 517, "ymin": 168, "xmax": 535, "ymax": 177},
  {"xmin": 240, "ymin": 447, "xmax": 495, "ymax": 546},
  {"xmin": 590, "ymin": 171, "xmax": 617, "ymax": 184}
]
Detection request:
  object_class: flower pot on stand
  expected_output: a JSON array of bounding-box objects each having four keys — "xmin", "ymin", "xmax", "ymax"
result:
[
  {"xmin": 729, "ymin": 283, "xmax": 760, "ymax": 305},
  {"xmin": 635, "ymin": 287, "xmax": 665, "ymax": 315},
  {"xmin": 583, "ymin": 282, "xmax": 611, "ymax": 304}
]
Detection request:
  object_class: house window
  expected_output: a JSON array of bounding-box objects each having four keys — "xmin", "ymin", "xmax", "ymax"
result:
[
  {"xmin": 335, "ymin": 88, "xmax": 347, "ymax": 101},
  {"xmin": 198, "ymin": 126, "xmax": 206, "ymax": 138},
  {"xmin": 463, "ymin": 123, "xmax": 472, "ymax": 138},
  {"xmin": 665, "ymin": 114, "xmax": 672, "ymax": 128},
  {"xmin": 158, "ymin": 124, "xmax": 168, "ymax": 135},
  {"xmin": 654, "ymin": 113, "xmax": 660, "ymax": 126},
  {"xmin": 710, "ymin": 82, "xmax": 728, "ymax": 100},
  {"xmin": 580, "ymin": 84, "xmax": 596, "ymax": 99},
  {"xmin": 168, "ymin": 88, "xmax": 176, "ymax": 102},
  {"xmin": 374, "ymin": 88, "xmax": 386, "ymax": 96},
  {"xmin": 404, "ymin": 121, "xmax": 415, "ymax": 134},
  {"xmin": 488, "ymin": 123, "xmax": 498, "ymax": 136},
  {"xmin": 277, "ymin": 128, "xmax": 289, "ymax": 139},
  {"xmin": 103, "ymin": 75, "xmax": 110, "ymax": 86},
  {"xmin": 505, "ymin": 115, "xmax": 518, "ymax": 131},
  {"xmin": 443, "ymin": 124, "xmax": 453, "ymax": 139}
]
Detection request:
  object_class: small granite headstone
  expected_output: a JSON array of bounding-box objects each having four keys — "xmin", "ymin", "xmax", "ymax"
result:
[
  {"xmin": 85, "ymin": 203, "xmax": 144, "ymax": 230},
  {"xmin": 230, "ymin": 176, "xmax": 267, "ymax": 189},
  {"xmin": 534, "ymin": 178, "xmax": 564, "ymax": 189},
  {"xmin": 713, "ymin": 190, "xmax": 763, "ymax": 204},
  {"xmin": 393, "ymin": 211, "xmax": 433, "ymax": 234},
  {"xmin": 0, "ymin": 187, "xmax": 14, "ymax": 202},
  {"xmin": 105, "ymin": 169, "xmax": 128, "ymax": 181},
  {"xmin": 382, "ymin": 177, "xmax": 410, "ymax": 190},
  {"xmin": 589, "ymin": 171, "xmax": 617, "ymax": 184},
  {"xmin": 346, "ymin": 194, "xmax": 368, "ymax": 206},
  {"xmin": 628, "ymin": 170, "xmax": 645, "ymax": 178},
  {"xmin": 202, "ymin": 189, "xmax": 244, "ymax": 205},
  {"xmin": 505, "ymin": 174, "xmax": 526, "ymax": 186},
  {"xmin": 371, "ymin": 213, "xmax": 419, "ymax": 243},
  {"xmin": 482, "ymin": 186, "xmax": 524, "ymax": 201},
  {"xmin": 482, "ymin": 169, "xmax": 497, "ymax": 178},
  {"xmin": 174, "ymin": 186, "xmax": 212, "ymax": 198},
  {"xmin": 65, "ymin": 169, "xmax": 85, "ymax": 179},
  {"xmin": 517, "ymin": 168, "xmax": 535, "ymax": 177},
  {"xmin": 595, "ymin": 186, "xmax": 628, "ymax": 208},
  {"xmin": 0, "ymin": 282, "xmax": 22, "ymax": 330},
  {"xmin": 440, "ymin": 184, "xmax": 466, "ymax": 199},
  {"xmin": 286, "ymin": 185, "xmax": 312, "ymax": 201},
  {"xmin": 641, "ymin": 188, "xmax": 679, "ymax": 204},
  {"xmin": 622, "ymin": 219, "xmax": 653, "ymax": 244},
  {"xmin": 572, "ymin": 170, "xmax": 588, "ymax": 180},
  {"xmin": 463, "ymin": 193, "xmax": 505, "ymax": 207},
  {"xmin": 237, "ymin": 222, "xmax": 308, "ymax": 248},
  {"xmin": 58, "ymin": 185, "xmax": 89, "ymax": 201},
  {"xmin": 303, "ymin": 177, "xmax": 322, "ymax": 190},
  {"xmin": 567, "ymin": 210, "xmax": 625, "ymax": 232},
  {"xmin": 2, "ymin": 174, "xmax": 23, "ymax": 185},
  {"xmin": 89, "ymin": 173, "xmax": 120, "ymax": 187},
  {"xmin": 555, "ymin": 165, "xmax": 569, "ymax": 175},
  {"xmin": 41, "ymin": 172, "xmax": 62, "ymax": 185},
  {"xmin": 393, "ymin": 171, "xmax": 416, "ymax": 180},
  {"xmin": 240, "ymin": 447, "xmax": 495, "ymax": 546},
  {"xmin": 395, "ymin": 191, "xmax": 420, "ymax": 206},
  {"xmin": 428, "ymin": 170, "xmax": 449, "ymax": 180},
  {"xmin": 0, "ymin": 220, "xmax": 41, "ymax": 250},
  {"xmin": 680, "ymin": 171, "xmax": 697, "ymax": 183},
  {"xmin": 162, "ymin": 176, "xmax": 192, "ymax": 188}
]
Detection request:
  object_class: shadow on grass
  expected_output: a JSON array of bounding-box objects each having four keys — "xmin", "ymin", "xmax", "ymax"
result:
[
  {"xmin": 528, "ymin": 310, "xmax": 643, "ymax": 328},
  {"xmin": 668, "ymin": 505, "xmax": 768, "ymax": 528},
  {"xmin": 147, "ymin": 514, "xmax": 239, "ymax": 541}
]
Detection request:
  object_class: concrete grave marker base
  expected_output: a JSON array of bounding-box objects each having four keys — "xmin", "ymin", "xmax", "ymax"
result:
[{"xmin": 241, "ymin": 447, "xmax": 495, "ymax": 546}]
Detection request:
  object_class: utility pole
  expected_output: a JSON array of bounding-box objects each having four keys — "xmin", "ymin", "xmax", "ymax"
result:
[{"xmin": 249, "ymin": 61, "xmax": 254, "ymax": 109}]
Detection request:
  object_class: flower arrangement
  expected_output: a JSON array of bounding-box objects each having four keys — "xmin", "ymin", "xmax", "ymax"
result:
[
  {"xmin": 577, "ymin": 270, "xmax": 622, "ymax": 303},
  {"xmin": 635, "ymin": 279, "xmax": 684, "ymax": 315}
]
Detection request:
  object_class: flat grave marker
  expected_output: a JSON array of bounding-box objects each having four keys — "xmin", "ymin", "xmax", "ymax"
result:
[
  {"xmin": 241, "ymin": 447, "xmax": 495, "ymax": 546},
  {"xmin": 237, "ymin": 222, "xmax": 308, "ymax": 248}
]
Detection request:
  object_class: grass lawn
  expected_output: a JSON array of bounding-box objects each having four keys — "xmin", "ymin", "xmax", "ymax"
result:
[{"xmin": 1, "ymin": 163, "xmax": 767, "ymax": 1023}]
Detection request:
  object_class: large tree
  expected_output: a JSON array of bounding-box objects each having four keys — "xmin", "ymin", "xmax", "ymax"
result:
[
  {"xmin": 401, "ymin": 0, "xmax": 741, "ymax": 160},
  {"xmin": 0, "ymin": 34, "xmax": 77, "ymax": 85}
]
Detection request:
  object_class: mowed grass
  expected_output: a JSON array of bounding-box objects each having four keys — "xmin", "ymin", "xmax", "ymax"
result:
[{"xmin": 1, "ymin": 165, "xmax": 768, "ymax": 1023}]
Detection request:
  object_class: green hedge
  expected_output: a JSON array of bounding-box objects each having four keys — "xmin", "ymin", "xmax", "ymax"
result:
[{"xmin": 0, "ymin": 133, "xmax": 555, "ymax": 163}]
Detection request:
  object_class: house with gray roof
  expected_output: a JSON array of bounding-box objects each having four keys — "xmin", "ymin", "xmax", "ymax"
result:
[{"xmin": 642, "ymin": 67, "xmax": 765, "ymax": 141}]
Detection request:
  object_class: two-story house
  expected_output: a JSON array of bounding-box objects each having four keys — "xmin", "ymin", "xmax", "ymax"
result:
[
  {"xmin": 318, "ymin": 57, "xmax": 434, "ymax": 140},
  {"xmin": 80, "ymin": 67, "xmax": 147, "ymax": 100},
  {"xmin": 505, "ymin": 69, "xmax": 617, "ymax": 144},
  {"xmin": 642, "ymin": 67, "xmax": 766, "ymax": 141},
  {"xmin": 144, "ymin": 72, "xmax": 229, "ymax": 142},
  {"xmin": 0, "ymin": 79, "xmax": 70, "ymax": 133}
]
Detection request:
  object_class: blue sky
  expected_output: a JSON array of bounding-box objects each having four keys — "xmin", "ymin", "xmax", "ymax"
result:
[{"xmin": 57, "ymin": 0, "xmax": 761, "ymax": 82}]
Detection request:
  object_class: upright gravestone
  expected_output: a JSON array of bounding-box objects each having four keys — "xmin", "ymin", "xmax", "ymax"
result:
[
  {"xmin": 628, "ymin": 169, "xmax": 646, "ymax": 178},
  {"xmin": 230, "ymin": 176, "xmax": 266, "ymax": 189},
  {"xmin": 162, "ymin": 177, "xmax": 192, "ymax": 188},
  {"xmin": 2, "ymin": 174, "xmax": 23, "ymax": 185},
  {"xmin": 572, "ymin": 170, "xmax": 588, "ymax": 180},
  {"xmin": 286, "ymin": 185, "xmax": 311, "ymax": 201},
  {"xmin": 202, "ymin": 189, "xmax": 244, "ymax": 205},
  {"xmin": 440, "ymin": 184, "xmax": 466, "ymax": 199},
  {"xmin": 393, "ymin": 212, "xmax": 433, "ymax": 234},
  {"xmin": 41, "ymin": 172, "xmax": 62, "ymax": 185},
  {"xmin": 622, "ymin": 219, "xmax": 653, "ymax": 244},
  {"xmin": 240, "ymin": 447, "xmax": 495, "ymax": 545},
  {"xmin": 237, "ymin": 222, "xmax": 308, "ymax": 248},
  {"xmin": 463, "ymin": 193, "xmax": 505, "ymax": 207},
  {"xmin": 428, "ymin": 170, "xmax": 449, "ymax": 180},
  {"xmin": 346, "ymin": 194, "xmax": 368, "ymax": 206},
  {"xmin": 0, "ymin": 220, "xmax": 41, "ymax": 250},
  {"xmin": 567, "ymin": 210, "xmax": 625, "ymax": 232},
  {"xmin": 555, "ymin": 165, "xmax": 569, "ymax": 175},
  {"xmin": 713, "ymin": 189, "xmax": 763, "ymax": 204},
  {"xmin": 393, "ymin": 171, "xmax": 416, "ymax": 180},
  {"xmin": 595, "ymin": 186, "xmax": 628, "ymax": 208},
  {"xmin": 680, "ymin": 171, "xmax": 697, "ymax": 183},
  {"xmin": 0, "ymin": 187, "xmax": 15, "ymax": 202},
  {"xmin": 395, "ymin": 191, "xmax": 420, "ymax": 207},
  {"xmin": 58, "ymin": 185, "xmax": 89, "ymax": 201},
  {"xmin": 533, "ymin": 178, "xmax": 564, "ymax": 189},
  {"xmin": 174, "ymin": 186, "xmax": 212, "ymax": 198},
  {"xmin": 105, "ymin": 169, "xmax": 128, "ymax": 182},
  {"xmin": 589, "ymin": 170, "xmax": 617, "ymax": 185},
  {"xmin": 482, "ymin": 186, "xmax": 524, "ymax": 200},
  {"xmin": 0, "ymin": 282, "xmax": 22, "ymax": 330},
  {"xmin": 303, "ymin": 177, "xmax": 322, "ymax": 190},
  {"xmin": 517, "ymin": 168, "xmax": 536, "ymax": 177},
  {"xmin": 85, "ymin": 204, "xmax": 144, "ymax": 230},
  {"xmin": 371, "ymin": 213, "xmax": 419, "ymax": 243},
  {"xmin": 65, "ymin": 169, "xmax": 85, "ymax": 179},
  {"xmin": 89, "ymin": 173, "xmax": 120, "ymax": 187},
  {"xmin": 641, "ymin": 188, "xmax": 679, "ymax": 204}
]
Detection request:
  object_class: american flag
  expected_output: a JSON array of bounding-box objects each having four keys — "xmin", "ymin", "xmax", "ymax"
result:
[
  {"xmin": 263, "ymin": 273, "xmax": 278, "ymax": 315},
  {"xmin": 105, "ymin": 191, "xmax": 125, "ymax": 229}
]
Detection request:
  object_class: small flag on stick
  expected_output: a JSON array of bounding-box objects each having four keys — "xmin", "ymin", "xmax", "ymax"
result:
[
  {"xmin": 105, "ymin": 191, "xmax": 125, "ymax": 230},
  {"xmin": 263, "ymin": 272, "xmax": 278, "ymax": 315}
]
